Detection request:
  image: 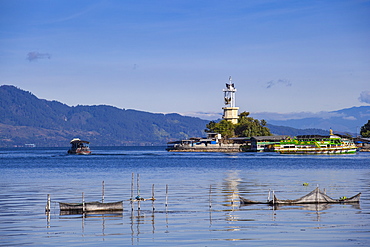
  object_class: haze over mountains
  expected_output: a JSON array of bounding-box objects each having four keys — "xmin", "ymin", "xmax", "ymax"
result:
[
  {"xmin": 251, "ymin": 107, "xmax": 370, "ymax": 135},
  {"xmin": 185, "ymin": 108, "xmax": 370, "ymax": 135},
  {"xmin": 1, "ymin": 85, "xmax": 369, "ymax": 147}
]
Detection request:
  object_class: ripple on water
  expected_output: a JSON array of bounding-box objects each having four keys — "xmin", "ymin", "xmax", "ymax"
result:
[{"xmin": 0, "ymin": 147, "xmax": 369, "ymax": 246}]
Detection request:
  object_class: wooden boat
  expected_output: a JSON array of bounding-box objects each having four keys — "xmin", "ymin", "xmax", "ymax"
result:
[
  {"xmin": 67, "ymin": 138, "xmax": 91, "ymax": 155},
  {"xmin": 240, "ymin": 187, "xmax": 361, "ymax": 205},
  {"xmin": 59, "ymin": 201, "xmax": 123, "ymax": 212}
]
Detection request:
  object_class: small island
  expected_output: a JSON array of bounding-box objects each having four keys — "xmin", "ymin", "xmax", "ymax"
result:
[{"xmin": 167, "ymin": 77, "xmax": 369, "ymax": 153}]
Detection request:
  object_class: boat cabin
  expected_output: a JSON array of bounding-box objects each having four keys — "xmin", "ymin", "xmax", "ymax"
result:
[
  {"xmin": 68, "ymin": 138, "xmax": 91, "ymax": 155},
  {"xmin": 250, "ymin": 135, "xmax": 290, "ymax": 152}
]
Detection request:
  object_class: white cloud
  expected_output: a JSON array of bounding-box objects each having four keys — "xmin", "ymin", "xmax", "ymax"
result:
[
  {"xmin": 27, "ymin": 52, "xmax": 51, "ymax": 62},
  {"xmin": 183, "ymin": 110, "xmax": 353, "ymax": 122},
  {"xmin": 266, "ymin": 79, "xmax": 292, "ymax": 89},
  {"xmin": 343, "ymin": 116, "xmax": 356, "ymax": 121},
  {"xmin": 250, "ymin": 111, "xmax": 343, "ymax": 121},
  {"xmin": 358, "ymin": 91, "xmax": 370, "ymax": 104},
  {"xmin": 180, "ymin": 111, "xmax": 222, "ymax": 120}
]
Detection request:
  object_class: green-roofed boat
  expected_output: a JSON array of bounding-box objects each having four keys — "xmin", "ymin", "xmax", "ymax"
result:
[{"xmin": 275, "ymin": 129, "xmax": 357, "ymax": 154}]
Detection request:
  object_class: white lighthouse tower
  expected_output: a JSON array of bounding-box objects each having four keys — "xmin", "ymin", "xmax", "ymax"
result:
[{"xmin": 222, "ymin": 76, "xmax": 239, "ymax": 124}]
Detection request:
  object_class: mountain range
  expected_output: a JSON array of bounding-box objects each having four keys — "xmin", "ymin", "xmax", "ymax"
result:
[
  {"xmin": 0, "ymin": 85, "xmax": 209, "ymax": 147},
  {"xmin": 252, "ymin": 106, "xmax": 370, "ymax": 135},
  {"xmin": 0, "ymin": 85, "xmax": 368, "ymax": 147}
]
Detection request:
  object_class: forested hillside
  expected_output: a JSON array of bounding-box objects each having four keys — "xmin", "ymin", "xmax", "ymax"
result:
[
  {"xmin": 0, "ymin": 85, "xmax": 209, "ymax": 147},
  {"xmin": 1, "ymin": 85, "xmax": 335, "ymax": 148}
]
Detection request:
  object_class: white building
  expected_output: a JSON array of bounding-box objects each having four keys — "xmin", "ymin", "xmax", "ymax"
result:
[{"xmin": 222, "ymin": 76, "xmax": 239, "ymax": 124}]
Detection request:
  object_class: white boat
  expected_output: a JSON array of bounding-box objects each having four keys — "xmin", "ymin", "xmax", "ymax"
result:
[
  {"xmin": 67, "ymin": 138, "xmax": 91, "ymax": 155},
  {"xmin": 275, "ymin": 130, "xmax": 357, "ymax": 154}
]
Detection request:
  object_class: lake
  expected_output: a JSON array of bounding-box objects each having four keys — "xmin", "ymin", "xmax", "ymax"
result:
[{"xmin": 0, "ymin": 146, "xmax": 369, "ymax": 246}]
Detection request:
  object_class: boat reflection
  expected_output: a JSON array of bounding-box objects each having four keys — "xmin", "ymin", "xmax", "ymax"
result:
[
  {"xmin": 59, "ymin": 210, "xmax": 123, "ymax": 216},
  {"xmin": 271, "ymin": 202, "xmax": 360, "ymax": 211},
  {"xmin": 239, "ymin": 202, "xmax": 361, "ymax": 211}
]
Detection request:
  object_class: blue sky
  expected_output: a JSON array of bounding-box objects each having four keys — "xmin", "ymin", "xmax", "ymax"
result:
[{"xmin": 1, "ymin": 0, "xmax": 369, "ymax": 120}]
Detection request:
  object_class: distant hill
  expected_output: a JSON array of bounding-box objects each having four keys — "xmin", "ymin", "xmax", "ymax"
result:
[
  {"xmin": 267, "ymin": 125, "xmax": 328, "ymax": 136},
  {"xmin": 0, "ymin": 85, "xmax": 361, "ymax": 147},
  {"xmin": 264, "ymin": 106, "xmax": 370, "ymax": 135},
  {"xmin": 0, "ymin": 85, "xmax": 209, "ymax": 147}
]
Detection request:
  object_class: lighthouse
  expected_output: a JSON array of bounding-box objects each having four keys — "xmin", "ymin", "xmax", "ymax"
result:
[{"xmin": 222, "ymin": 76, "xmax": 239, "ymax": 124}]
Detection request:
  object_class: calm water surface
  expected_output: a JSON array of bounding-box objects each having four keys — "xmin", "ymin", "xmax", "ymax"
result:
[{"xmin": 0, "ymin": 146, "xmax": 369, "ymax": 246}]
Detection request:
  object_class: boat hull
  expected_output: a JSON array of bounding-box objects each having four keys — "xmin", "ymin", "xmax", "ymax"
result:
[
  {"xmin": 67, "ymin": 149, "xmax": 91, "ymax": 155},
  {"xmin": 59, "ymin": 201, "xmax": 123, "ymax": 212},
  {"xmin": 279, "ymin": 147, "xmax": 357, "ymax": 154},
  {"xmin": 277, "ymin": 132, "xmax": 358, "ymax": 155}
]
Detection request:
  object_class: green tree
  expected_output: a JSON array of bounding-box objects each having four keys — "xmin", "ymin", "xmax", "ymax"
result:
[
  {"xmin": 205, "ymin": 111, "xmax": 272, "ymax": 139},
  {"xmin": 360, "ymin": 120, "xmax": 370, "ymax": 137},
  {"xmin": 205, "ymin": 121, "xmax": 217, "ymax": 133},
  {"xmin": 239, "ymin": 111, "xmax": 250, "ymax": 118},
  {"xmin": 206, "ymin": 120, "xmax": 235, "ymax": 140},
  {"xmin": 235, "ymin": 112, "xmax": 272, "ymax": 137}
]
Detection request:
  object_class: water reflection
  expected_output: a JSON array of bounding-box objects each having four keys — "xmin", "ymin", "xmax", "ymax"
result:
[
  {"xmin": 219, "ymin": 169, "xmax": 364, "ymax": 235},
  {"xmin": 2, "ymin": 148, "xmax": 370, "ymax": 246},
  {"xmin": 271, "ymin": 202, "xmax": 361, "ymax": 212},
  {"xmin": 221, "ymin": 170, "xmax": 242, "ymax": 228},
  {"xmin": 222, "ymin": 170, "xmax": 241, "ymax": 207},
  {"xmin": 46, "ymin": 211, "xmax": 50, "ymax": 229},
  {"xmin": 129, "ymin": 209, "xmax": 156, "ymax": 244},
  {"xmin": 43, "ymin": 183, "xmax": 365, "ymax": 245}
]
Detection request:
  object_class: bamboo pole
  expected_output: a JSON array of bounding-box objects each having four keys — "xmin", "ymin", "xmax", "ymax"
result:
[
  {"xmin": 152, "ymin": 184, "xmax": 155, "ymax": 211},
  {"xmin": 131, "ymin": 173, "xmax": 134, "ymax": 211},
  {"xmin": 316, "ymin": 186, "xmax": 319, "ymax": 203},
  {"xmin": 137, "ymin": 174, "xmax": 140, "ymax": 197},
  {"xmin": 102, "ymin": 181, "xmax": 105, "ymax": 203},
  {"xmin": 45, "ymin": 194, "xmax": 51, "ymax": 212},
  {"xmin": 131, "ymin": 173, "xmax": 134, "ymax": 199}
]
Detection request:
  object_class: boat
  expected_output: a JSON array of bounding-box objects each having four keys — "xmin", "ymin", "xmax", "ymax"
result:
[
  {"xmin": 68, "ymin": 138, "xmax": 91, "ymax": 155},
  {"xmin": 239, "ymin": 187, "xmax": 361, "ymax": 205},
  {"xmin": 59, "ymin": 201, "xmax": 123, "ymax": 212},
  {"xmin": 275, "ymin": 130, "xmax": 357, "ymax": 154}
]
